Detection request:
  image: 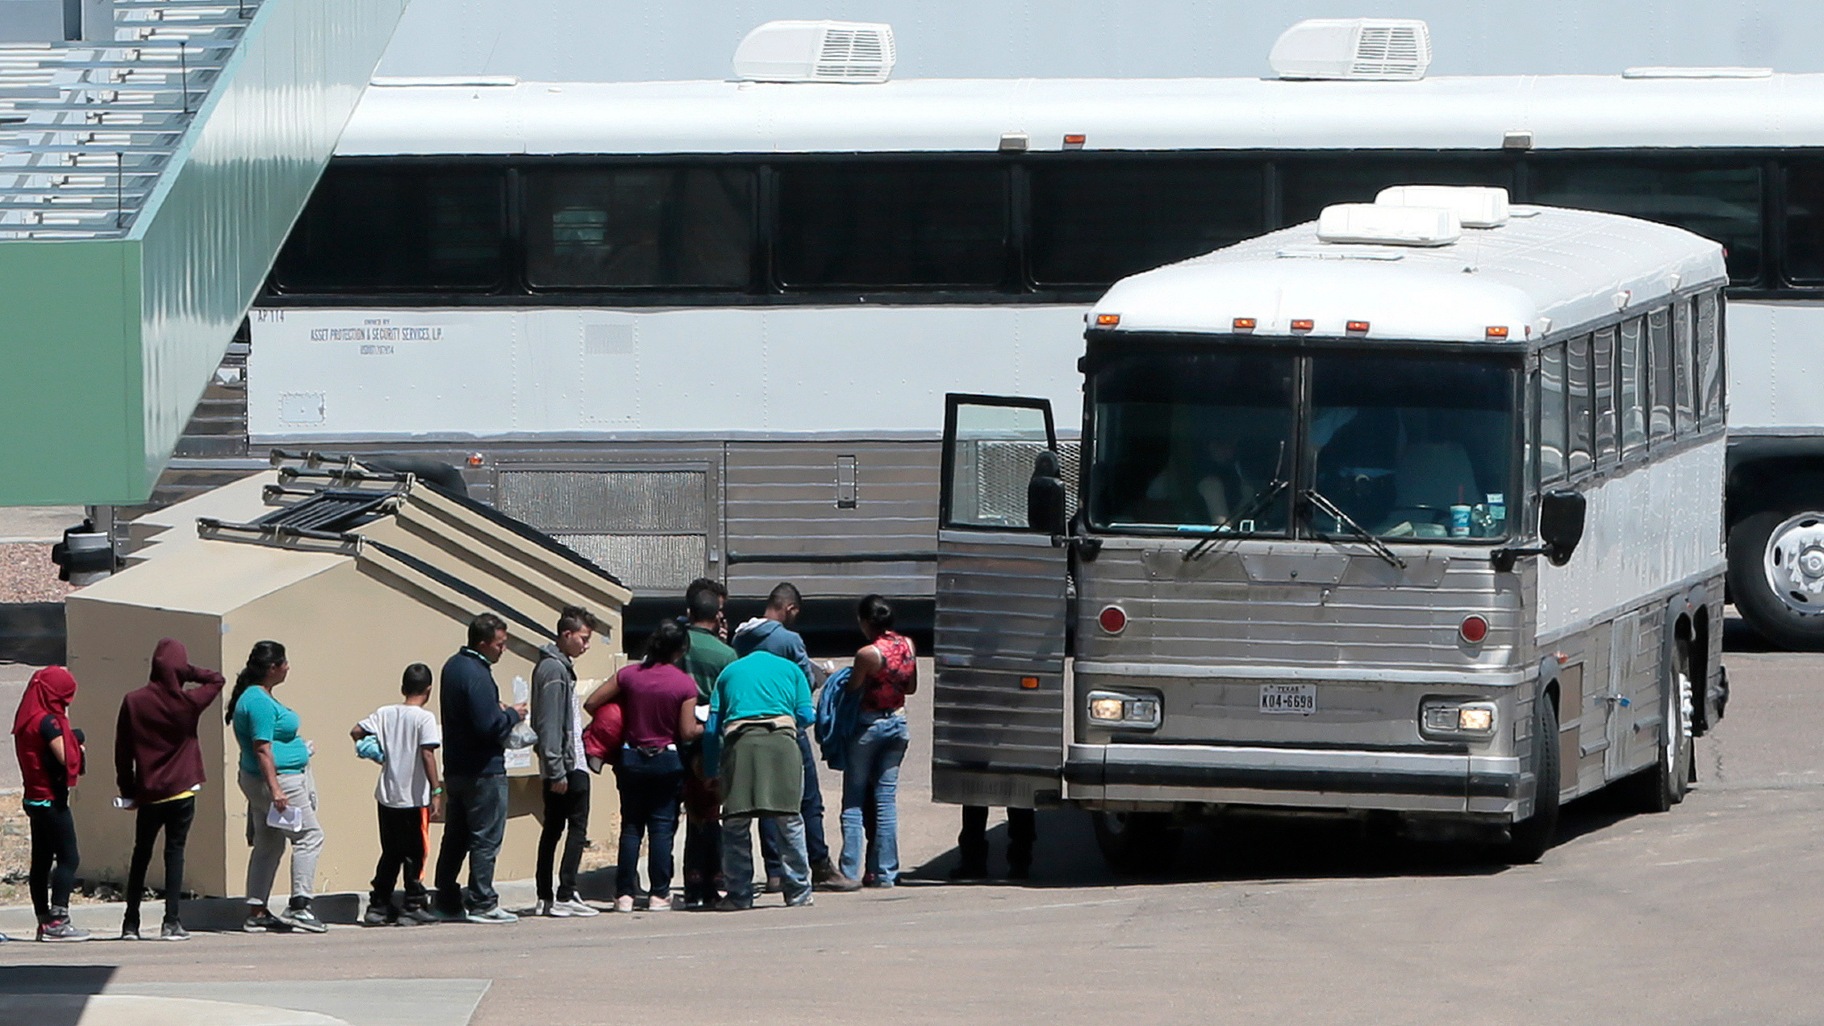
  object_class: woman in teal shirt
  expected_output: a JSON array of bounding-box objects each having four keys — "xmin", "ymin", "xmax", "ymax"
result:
[{"xmin": 227, "ymin": 641, "xmax": 327, "ymax": 933}]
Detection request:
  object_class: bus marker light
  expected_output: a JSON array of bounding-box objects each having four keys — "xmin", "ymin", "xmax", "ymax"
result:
[
  {"xmin": 1063, "ymin": 133, "xmax": 1086, "ymax": 148},
  {"xmin": 1346, "ymin": 320, "xmax": 1370, "ymax": 333},
  {"xmin": 1095, "ymin": 313, "xmax": 1121, "ymax": 327},
  {"xmin": 1291, "ymin": 319, "xmax": 1314, "ymax": 332},
  {"xmin": 1485, "ymin": 325, "xmax": 1509, "ymax": 339},
  {"xmin": 1459, "ymin": 614, "xmax": 1489, "ymax": 644},
  {"xmin": 1098, "ymin": 605, "xmax": 1128, "ymax": 634},
  {"xmin": 466, "ymin": 452, "xmax": 485, "ymax": 467},
  {"xmin": 1233, "ymin": 317, "xmax": 1257, "ymax": 331},
  {"xmin": 1019, "ymin": 676, "xmax": 1040, "ymax": 690}
]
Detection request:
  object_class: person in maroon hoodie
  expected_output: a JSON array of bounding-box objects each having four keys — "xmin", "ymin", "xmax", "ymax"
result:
[{"xmin": 114, "ymin": 638, "xmax": 226, "ymax": 942}]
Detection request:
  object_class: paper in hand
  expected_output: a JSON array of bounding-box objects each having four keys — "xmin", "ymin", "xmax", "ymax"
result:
[{"xmin": 267, "ymin": 803, "xmax": 304, "ymax": 831}]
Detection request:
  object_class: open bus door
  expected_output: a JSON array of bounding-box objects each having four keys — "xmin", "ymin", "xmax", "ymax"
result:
[{"xmin": 932, "ymin": 394, "xmax": 1071, "ymax": 810}]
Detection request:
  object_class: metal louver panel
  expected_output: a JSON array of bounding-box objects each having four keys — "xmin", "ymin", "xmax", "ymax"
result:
[
  {"xmin": 495, "ymin": 469, "xmax": 705, "ymax": 534},
  {"xmin": 1352, "ymin": 25, "xmax": 1429, "ymax": 79}
]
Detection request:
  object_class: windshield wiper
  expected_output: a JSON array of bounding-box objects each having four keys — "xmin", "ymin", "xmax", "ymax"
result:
[
  {"xmin": 1183, "ymin": 476, "xmax": 1289, "ymax": 561},
  {"xmin": 1301, "ymin": 488, "xmax": 1407, "ymax": 570}
]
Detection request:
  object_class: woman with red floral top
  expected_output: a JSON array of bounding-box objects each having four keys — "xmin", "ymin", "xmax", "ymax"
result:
[{"xmin": 837, "ymin": 595, "xmax": 917, "ymax": 887}]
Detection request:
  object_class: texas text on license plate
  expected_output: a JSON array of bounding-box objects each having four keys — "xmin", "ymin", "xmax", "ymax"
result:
[{"xmin": 1259, "ymin": 683, "xmax": 1316, "ymax": 715}]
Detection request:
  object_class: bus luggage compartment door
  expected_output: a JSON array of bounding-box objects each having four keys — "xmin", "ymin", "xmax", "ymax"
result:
[{"xmin": 933, "ymin": 394, "xmax": 1070, "ymax": 809}]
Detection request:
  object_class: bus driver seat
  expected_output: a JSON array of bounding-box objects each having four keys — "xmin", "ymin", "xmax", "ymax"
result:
[{"xmin": 1390, "ymin": 441, "xmax": 1479, "ymax": 526}]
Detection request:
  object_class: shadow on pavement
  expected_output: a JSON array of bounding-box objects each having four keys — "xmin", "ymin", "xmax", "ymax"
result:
[
  {"xmin": 1723, "ymin": 614, "xmax": 1777, "ymax": 654},
  {"xmin": 0, "ymin": 965, "xmax": 117, "ymax": 1026}
]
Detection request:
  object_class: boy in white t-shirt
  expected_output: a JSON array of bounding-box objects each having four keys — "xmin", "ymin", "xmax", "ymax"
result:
[{"xmin": 350, "ymin": 663, "xmax": 444, "ymax": 926}]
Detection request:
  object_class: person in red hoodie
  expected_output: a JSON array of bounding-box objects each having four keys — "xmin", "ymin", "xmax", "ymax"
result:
[
  {"xmin": 113, "ymin": 638, "xmax": 226, "ymax": 942},
  {"xmin": 12, "ymin": 665, "xmax": 89, "ymax": 942}
]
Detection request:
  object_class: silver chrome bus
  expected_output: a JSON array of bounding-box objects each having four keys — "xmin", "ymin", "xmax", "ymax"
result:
[{"xmin": 933, "ymin": 188, "xmax": 1729, "ymax": 870}]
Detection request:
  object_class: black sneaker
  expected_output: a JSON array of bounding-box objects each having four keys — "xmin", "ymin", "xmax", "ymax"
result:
[
  {"xmin": 243, "ymin": 908, "xmax": 289, "ymax": 933},
  {"xmin": 361, "ymin": 903, "xmax": 393, "ymax": 927},
  {"xmin": 37, "ymin": 917, "xmax": 90, "ymax": 943},
  {"xmin": 397, "ymin": 905, "xmax": 438, "ymax": 926},
  {"xmin": 712, "ymin": 896, "xmax": 753, "ymax": 912},
  {"xmin": 282, "ymin": 907, "xmax": 328, "ymax": 934},
  {"xmin": 120, "ymin": 918, "xmax": 142, "ymax": 942},
  {"xmin": 158, "ymin": 919, "xmax": 190, "ymax": 942}
]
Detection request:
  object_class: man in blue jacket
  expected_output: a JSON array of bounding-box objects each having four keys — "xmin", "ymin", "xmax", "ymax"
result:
[
  {"xmin": 731, "ymin": 582, "xmax": 857, "ymax": 891},
  {"xmin": 432, "ymin": 613, "xmax": 527, "ymax": 924}
]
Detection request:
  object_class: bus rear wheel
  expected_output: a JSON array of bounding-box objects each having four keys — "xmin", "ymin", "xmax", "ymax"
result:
[
  {"xmin": 1091, "ymin": 811, "xmax": 1182, "ymax": 876},
  {"xmin": 1728, "ymin": 508, "xmax": 1824, "ymax": 651},
  {"xmin": 1501, "ymin": 694, "xmax": 1560, "ymax": 865}
]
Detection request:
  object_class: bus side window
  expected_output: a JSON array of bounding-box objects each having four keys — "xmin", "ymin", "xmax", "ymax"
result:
[
  {"xmin": 1619, "ymin": 316, "xmax": 1646, "ymax": 455},
  {"xmin": 1592, "ymin": 326, "xmax": 1618, "ymax": 464},
  {"xmin": 1696, "ymin": 292, "xmax": 1724, "ymax": 429},
  {"xmin": 1784, "ymin": 158, "xmax": 1824, "ymax": 285},
  {"xmin": 1674, "ymin": 300, "xmax": 1698, "ymax": 434},
  {"xmin": 1566, "ymin": 334, "xmax": 1594, "ymax": 477},
  {"xmin": 1648, "ymin": 307, "xmax": 1675, "ymax": 441},
  {"xmin": 1539, "ymin": 343, "xmax": 1567, "ymax": 483}
]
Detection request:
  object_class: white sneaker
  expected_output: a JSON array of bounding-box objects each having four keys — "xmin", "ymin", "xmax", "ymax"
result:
[
  {"xmin": 613, "ymin": 895, "xmax": 634, "ymax": 913},
  {"xmin": 554, "ymin": 898, "xmax": 599, "ymax": 917},
  {"xmin": 535, "ymin": 900, "xmax": 566, "ymax": 918},
  {"xmin": 647, "ymin": 895, "xmax": 672, "ymax": 912}
]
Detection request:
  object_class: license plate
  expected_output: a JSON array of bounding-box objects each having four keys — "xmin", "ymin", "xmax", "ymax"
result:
[{"xmin": 1259, "ymin": 683, "xmax": 1316, "ymax": 715}]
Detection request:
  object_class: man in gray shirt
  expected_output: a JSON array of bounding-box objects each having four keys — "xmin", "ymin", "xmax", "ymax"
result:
[{"xmin": 530, "ymin": 606, "xmax": 600, "ymax": 917}]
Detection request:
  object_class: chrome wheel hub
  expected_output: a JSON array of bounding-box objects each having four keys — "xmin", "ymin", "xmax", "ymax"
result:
[{"xmin": 1763, "ymin": 513, "xmax": 1824, "ymax": 616}]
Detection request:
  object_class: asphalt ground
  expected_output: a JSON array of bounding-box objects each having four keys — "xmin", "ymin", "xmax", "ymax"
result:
[{"xmin": 0, "ymin": 618, "xmax": 1821, "ymax": 1025}]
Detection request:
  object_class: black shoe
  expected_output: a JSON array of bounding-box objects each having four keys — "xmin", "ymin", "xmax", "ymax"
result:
[
  {"xmin": 361, "ymin": 903, "xmax": 393, "ymax": 927},
  {"xmin": 810, "ymin": 858, "xmax": 839, "ymax": 885},
  {"xmin": 397, "ymin": 905, "xmax": 438, "ymax": 926},
  {"xmin": 158, "ymin": 919, "xmax": 190, "ymax": 942},
  {"xmin": 243, "ymin": 908, "xmax": 289, "ymax": 933},
  {"xmin": 1006, "ymin": 863, "xmax": 1032, "ymax": 881},
  {"xmin": 712, "ymin": 896, "xmax": 753, "ymax": 912},
  {"xmin": 120, "ymin": 917, "xmax": 141, "ymax": 942},
  {"xmin": 948, "ymin": 862, "xmax": 989, "ymax": 882}
]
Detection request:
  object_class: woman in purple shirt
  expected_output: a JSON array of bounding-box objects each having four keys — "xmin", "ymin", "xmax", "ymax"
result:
[{"xmin": 584, "ymin": 621, "xmax": 702, "ymax": 912}]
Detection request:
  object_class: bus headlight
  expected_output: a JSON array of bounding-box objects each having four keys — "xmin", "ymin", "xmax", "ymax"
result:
[
  {"xmin": 1419, "ymin": 699, "xmax": 1498, "ymax": 739},
  {"xmin": 1087, "ymin": 690, "xmax": 1162, "ymax": 730}
]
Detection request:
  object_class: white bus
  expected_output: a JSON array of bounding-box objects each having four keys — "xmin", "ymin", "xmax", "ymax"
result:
[
  {"xmin": 247, "ymin": 39, "xmax": 1824, "ymax": 643},
  {"xmin": 934, "ymin": 189, "xmax": 1728, "ymax": 869}
]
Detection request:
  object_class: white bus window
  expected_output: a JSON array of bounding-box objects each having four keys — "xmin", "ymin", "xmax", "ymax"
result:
[
  {"xmin": 1028, "ymin": 159, "xmax": 1265, "ymax": 286},
  {"xmin": 775, "ymin": 162, "xmax": 1007, "ymax": 288},
  {"xmin": 522, "ymin": 167, "xmax": 754, "ymax": 289},
  {"xmin": 1088, "ymin": 352, "xmax": 1295, "ymax": 534},
  {"xmin": 273, "ymin": 165, "xmax": 505, "ymax": 292},
  {"xmin": 1697, "ymin": 292, "xmax": 1724, "ymax": 428},
  {"xmin": 1785, "ymin": 159, "xmax": 1824, "ymax": 284},
  {"xmin": 1277, "ymin": 155, "xmax": 1513, "ymax": 225},
  {"xmin": 1593, "ymin": 326, "xmax": 1619, "ymax": 463},
  {"xmin": 1619, "ymin": 317, "xmax": 1646, "ymax": 455},
  {"xmin": 1529, "ymin": 158, "xmax": 1763, "ymax": 284},
  {"xmin": 1675, "ymin": 300, "xmax": 1698, "ymax": 434},
  {"xmin": 1567, "ymin": 334, "xmax": 1594, "ymax": 476},
  {"xmin": 1308, "ymin": 354, "xmax": 1516, "ymax": 540},
  {"xmin": 1648, "ymin": 308, "xmax": 1675, "ymax": 441},
  {"xmin": 1539, "ymin": 344, "xmax": 1567, "ymax": 483}
]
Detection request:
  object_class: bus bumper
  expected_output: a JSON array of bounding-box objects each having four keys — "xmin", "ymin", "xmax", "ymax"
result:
[{"xmin": 1064, "ymin": 742, "xmax": 1523, "ymax": 817}]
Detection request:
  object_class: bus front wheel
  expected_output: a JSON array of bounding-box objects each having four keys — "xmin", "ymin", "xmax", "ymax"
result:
[
  {"xmin": 1091, "ymin": 811, "xmax": 1182, "ymax": 876},
  {"xmin": 1501, "ymin": 695, "xmax": 1560, "ymax": 865},
  {"xmin": 1728, "ymin": 509, "xmax": 1824, "ymax": 651}
]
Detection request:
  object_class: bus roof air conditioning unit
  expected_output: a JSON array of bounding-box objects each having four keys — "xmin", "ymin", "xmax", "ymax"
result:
[
  {"xmin": 1317, "ymin": 203, "xmax": 1461, "ymax": 247},
  {"xmin": 1376, "ymin": 185, "xmax": 1511, "ymax": 228},
  {"xmin": 1269, "ymin": 18, "xmax": 1432, "ymax": 81},
  {"xmin": 733, "ymin": 20, "xmax": 896, "ymax": 84}
]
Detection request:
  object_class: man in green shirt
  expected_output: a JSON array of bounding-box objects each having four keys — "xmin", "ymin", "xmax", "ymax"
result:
[
  {"xmin": 704, "ymin": 650, "xmax": 814, "ymax": 910},
  {"xmin": 680, "ymin": 579, "xmax": 736, "ymax": 909}
]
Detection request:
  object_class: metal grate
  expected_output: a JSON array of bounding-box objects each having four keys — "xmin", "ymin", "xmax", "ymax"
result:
[
  {"xmin": 556, "ymin": 533, "xmax": 706, "ymax": 592},
  {"xmin": 495, "ymin": 468, "xmax": 706, "ymax": 534},
  {"xmin": 251, "ymin": 487, "xmax": 393, "ymax": 532},
  {"xmin": 962, "ymin": 439, "xmax": 1082, "ymax": 527},
  {"xmin": 1, "ymin": 1, "xmax": 260, "ymax": 239}
]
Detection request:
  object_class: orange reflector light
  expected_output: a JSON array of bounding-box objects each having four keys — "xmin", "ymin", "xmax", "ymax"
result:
[
  {"xmin": 1063, "ymin": 133, "xmax": 1086, "ymax": 146},
  {"xmin": 1019, "ymin": 676, "xmax": 1040, "ymax": 690},
  {"xmin": 1486, "ymin": 325, "xmax": 1510, "ymax": 339},
  {"xmin": 1346, "ymin": 320, "xmax": 1370, "ymax": 333},
  {"xmin": 466, "ymin": 452, "xmax": 485, "ymax": 467},
  {"xmin": 1232, "ymin": 318, "xmax": 1257, "ymax": 330},
  {"xmin": 1291, "ymin": 319, "xmax": 1315, "ymax": 332},
  {"xmin": 1095, "ymin": 313, "xmax": 1121, "ymax": 326}
]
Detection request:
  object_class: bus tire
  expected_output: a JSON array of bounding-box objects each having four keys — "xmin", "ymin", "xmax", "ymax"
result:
[
  {"xmin": 1727, "ymin": 508, "xmax": 1824, "ymax": 651},
  {"xmin": 1091, "ymin": 811, "xmax": 1181, "ymax": 876},
  {"xmin": 1502, "ymin": 695, "xmax": 1559, "ymax": 865},
  {"xmin": 1633, "ymin": 643, "xmax": 1694, "ymax": 813}
]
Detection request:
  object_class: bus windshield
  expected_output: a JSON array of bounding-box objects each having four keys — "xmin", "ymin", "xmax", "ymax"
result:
[
  {"xmin": 1308, "ymin": 353, "xmax": 1516, "ymax": 542},
  {"xmin": 1087, "ymin": 348, "xmax": 1516, "ymax": 541},
  {"xmin": 1089, "ymin": 350, "xmax": 1297, "ymax": 534}
]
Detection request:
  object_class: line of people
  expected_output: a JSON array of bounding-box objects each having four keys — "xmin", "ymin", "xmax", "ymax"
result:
[{"xmin": 7, "ymin": 578, "xmax": 1016, "ymax": 941}]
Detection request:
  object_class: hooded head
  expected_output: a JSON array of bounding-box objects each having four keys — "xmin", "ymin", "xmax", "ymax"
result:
[{"xmin": 150, "ymin": 637, "xmax": 191, "ymax": 693}]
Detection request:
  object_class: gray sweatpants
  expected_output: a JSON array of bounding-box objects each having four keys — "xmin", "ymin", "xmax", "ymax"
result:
[{"xmin": 239, "ymin": 769, "xmax": 325, "ymax": 907}]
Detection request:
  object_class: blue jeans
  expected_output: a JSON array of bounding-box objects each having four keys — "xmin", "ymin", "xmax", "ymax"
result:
[
  {"xmin": 613, "ymin": 749, "xmax": 684, "ymax": 899},
  {"xmin": 761, "ymin": 728, "xmax": 829, "ymax": 874},
  {"xmin": 839, "ymin": 712, "xmax": 909, "ymax": 885},
  {"xmin": 435, "ymin": 773, "xmax": 507, "ymax": 913},
  {"xmin": 723, "ymin": 812, "xmax": 811, "ymax": 906}
]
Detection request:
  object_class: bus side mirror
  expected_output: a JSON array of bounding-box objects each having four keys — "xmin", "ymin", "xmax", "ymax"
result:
[
  {"xmin": 1026, "ymin": 451, "xmax": 1067, "ymax": 537},
  {"xmin": 1491, "ymin": 489, "xmax": 1585, "ymax": 573},
  {"xmin": 1537, "ymin": 489, "xmax": 1586, "ymax": 566}
]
